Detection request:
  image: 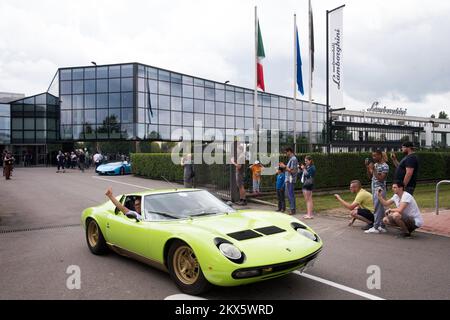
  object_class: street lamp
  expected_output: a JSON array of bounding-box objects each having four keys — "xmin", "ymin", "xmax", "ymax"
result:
[
  {"xmin": 224, "ymin": 80, "xmax": 230, "ymax": 84},
  {"xmin": 91, "ymin": 61, "xmax": 97, "ymax": 66}
]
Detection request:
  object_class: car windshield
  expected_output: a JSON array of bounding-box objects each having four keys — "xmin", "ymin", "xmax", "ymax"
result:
[
  {"xmin": 144, "ymin": 190, "xmax": 235, "ymax": 219},
  {"xmin": 105, "ymin": 162, "xmax": 122, "ymax": 166}
]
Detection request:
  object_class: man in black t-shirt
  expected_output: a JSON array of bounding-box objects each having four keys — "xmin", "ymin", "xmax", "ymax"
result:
[{"xmin": 391, "ymin": 141, "xmax": 419, "ymax": 195}]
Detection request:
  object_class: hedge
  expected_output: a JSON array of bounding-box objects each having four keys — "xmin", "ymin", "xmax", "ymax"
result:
[
  {"xmin": 131, "ymin": 153, "xmax": 184, "ymax": 182},
  {"xmin": 131, "ymin": 152, "xmax": 450, "ymax": 191}
]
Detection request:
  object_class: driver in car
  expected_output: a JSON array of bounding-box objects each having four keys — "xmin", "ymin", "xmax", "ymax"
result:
[{"xmin": 105, "ymin": 187, "xmax": 142, "ymax": 220}]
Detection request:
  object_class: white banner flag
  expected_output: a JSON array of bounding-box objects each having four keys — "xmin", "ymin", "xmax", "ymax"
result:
[{"xmin": 328, "ymin": 6, "xmax": 344, "ymax": 108}]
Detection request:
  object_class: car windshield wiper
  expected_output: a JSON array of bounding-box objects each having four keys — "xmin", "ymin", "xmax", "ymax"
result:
[
  {"xmin": 146, "ymin": 210, "xmax": 179, "ymax": 219},
  {"xmin": 191, "ymin": 212, "xmax": 220, "ymax": 217}
]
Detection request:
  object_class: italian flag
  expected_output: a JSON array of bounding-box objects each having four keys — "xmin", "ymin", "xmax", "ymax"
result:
[{"xmin": 257, "ymin": 21, "xmax": 266, "ymax": 91}]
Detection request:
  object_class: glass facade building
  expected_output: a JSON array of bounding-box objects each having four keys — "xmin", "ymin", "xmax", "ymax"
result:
[
  {"xmin": 0, "ymin": 103, "xmax": 11, "ymax": 145},
  {"xmin": 10, "ymin": 93, "xmax": 60, "ymax": 144},
  {"xmin": 58, "ymin": 62, "xmax": 327, "ymax": 144}
]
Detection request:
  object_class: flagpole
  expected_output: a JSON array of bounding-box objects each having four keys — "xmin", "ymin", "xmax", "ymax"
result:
[
  {"xmin": 253, "ymin": 6, "xmax": 258, "ymax": 156},
  {"xmin": 308, "ymin": 0, "xmax": 313, "ymax": 153},
  {"xmin": 326, "ymin": 9, "xmax": 330, "ymax": 153},
  {"xmin": 293, "ymin": 13, "xmax": 297, "ymax": 154}
]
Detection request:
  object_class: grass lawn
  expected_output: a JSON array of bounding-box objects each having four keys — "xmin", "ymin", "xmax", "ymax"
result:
[{"xmin": 261, "ymin": 183, "xmax": 450, "ymax": 214}]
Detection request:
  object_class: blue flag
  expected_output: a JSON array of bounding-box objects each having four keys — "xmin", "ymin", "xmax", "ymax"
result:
[{"xmin": 296, "ymin": 27, "xmax": 304, "ymax": 95}]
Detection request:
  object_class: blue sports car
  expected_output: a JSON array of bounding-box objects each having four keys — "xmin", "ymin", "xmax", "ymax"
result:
[{"xmin": 96, "ymin": 161, "xmax": 132, "ymax": 175}]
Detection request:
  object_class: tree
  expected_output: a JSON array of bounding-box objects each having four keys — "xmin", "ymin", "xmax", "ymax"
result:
[{"xmin": 438, "ymin": 111, "xmax": 448, "ymax": 119}]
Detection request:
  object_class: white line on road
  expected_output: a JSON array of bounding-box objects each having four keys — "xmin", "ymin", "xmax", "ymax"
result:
[
  {"xmin": 164, "ymin": 294, "xmax": 206, "ymax": 300},
  {"xmin": 294, "ymin": 271, "xmax": 385, "ymax": 300},
  {"xmin": 92, "ymin": 176, "xmax": 154, "ymax": 190}
]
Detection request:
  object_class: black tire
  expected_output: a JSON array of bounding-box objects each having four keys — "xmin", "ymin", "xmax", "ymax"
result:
[
  {"xmin": 86, "ymin": 219, "xmax": 108, "ymax": 255},
  {"xmin": 120, "ymin": 167, "xmax": 125, "ymax": 175},
  {"xmin": 167, "ymin": 240, "xmax": 212, "ymax": 295}
]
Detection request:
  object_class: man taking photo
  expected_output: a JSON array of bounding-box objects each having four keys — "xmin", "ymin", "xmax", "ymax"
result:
[{"xmin": 377, "ymin": 181, "xmax": 423, "ymax": 238}]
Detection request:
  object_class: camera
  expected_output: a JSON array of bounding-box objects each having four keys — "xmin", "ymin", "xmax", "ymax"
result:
[{"xmin": 365, "ymin": 157, "xmax": 374, "ymax": 164}]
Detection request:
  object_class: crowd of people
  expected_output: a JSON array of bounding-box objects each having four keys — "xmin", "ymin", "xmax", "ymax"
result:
[
  {"xmin": 56, "ymin": 149, "xmax": 90, "ymax": 173},
  {"xmin": 228, "ymin": 141, "xmax": 421, "ymax": 238},
  {"xmin": 333, "ymin": 141, "xmax": 421, "ymax": 238}
]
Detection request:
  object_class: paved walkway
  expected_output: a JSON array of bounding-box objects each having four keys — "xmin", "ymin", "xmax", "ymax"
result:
[{"xmin": 419, "ymin": 209, "xmax": 450, "ymax": 237}]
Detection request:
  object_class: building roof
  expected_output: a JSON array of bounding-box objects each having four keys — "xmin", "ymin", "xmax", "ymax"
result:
[{"xmin": 333, "ymin": 108, "xmax": 450, "ymax": 124}]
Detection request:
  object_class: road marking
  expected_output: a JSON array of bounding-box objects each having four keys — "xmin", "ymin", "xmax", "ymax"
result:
[
  {"xmin": 92, "ymin": 176, "xmax": 154, "ymax": 190},
  {"xmin": 294, "ymin": 271, "xmax": 385, "ymax": 300},
  {"xmin": 164, "ymin": 294, "xmax": 206, "ymax": 300}
]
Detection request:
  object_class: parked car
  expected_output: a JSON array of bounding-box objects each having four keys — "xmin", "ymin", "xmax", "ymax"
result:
[{"xmin": 95, "ymin": 161, "xmax": 131, "ymax": 175}]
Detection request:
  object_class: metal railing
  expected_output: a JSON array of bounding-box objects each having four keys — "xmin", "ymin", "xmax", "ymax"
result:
[{"xmin": 435, "ymin": 180, "xmax": 450, "ymax": 215}]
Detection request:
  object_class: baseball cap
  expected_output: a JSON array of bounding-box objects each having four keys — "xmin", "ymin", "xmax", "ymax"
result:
[{"xmin": 254, "ymin": 160, "xmax": 260, "ymax": 165}]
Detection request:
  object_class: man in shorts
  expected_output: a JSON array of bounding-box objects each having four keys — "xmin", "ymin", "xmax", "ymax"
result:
[
  {"xmin": 334, "ymin": 180, "xmax": 375, "ymax": 230},
  {"xmin": 377, "ymin": 181, "xmax": 423, "ymax": 238}
]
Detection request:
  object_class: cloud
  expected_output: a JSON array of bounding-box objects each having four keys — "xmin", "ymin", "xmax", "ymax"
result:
[{"xmin": 0, "ymin": 0, "xmax": 449, "ymax": 117}]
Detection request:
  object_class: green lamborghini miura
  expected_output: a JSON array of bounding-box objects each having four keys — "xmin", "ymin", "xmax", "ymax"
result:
[{"xmin": 82, "ymin": 189, "xmax": 323, "ymax": 295}]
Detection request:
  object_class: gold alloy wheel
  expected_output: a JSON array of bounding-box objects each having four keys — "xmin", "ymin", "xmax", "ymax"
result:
[
  {"xmin": 173, "ymin": 245, "xmax": 200, "ymax": 285},
  {"xmin": 87, "ymin": 221, "xmax": 99, "ymax": 248}
]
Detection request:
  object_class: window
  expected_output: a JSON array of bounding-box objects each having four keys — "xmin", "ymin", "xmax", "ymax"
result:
[
  {"xmin": 85, "ymin": 80, "xmax": 96, "ymax": 94},
  {"xmin": 96, "ymin": 79, "xmax": 108, "ymax": 93},
  {"xmin": 194, "ymin": 99, "xmax": 204, "ymax": 113},
  {"xmin": 159, "ymin": 110, "xmax": 170, "ymax": 125},
  {"xmin": 73, "ymin": 95, "xmax": 84, "ymax": 109},
  {"xmin": 159, "ymin": 81, "xmax": 170, "ymax": 95},
  {"xmin": 60, "ymin": 81, "xmax": 72, "ymax": 94},
  {"xmin": 171, "ymin": 97, "xmax": 182, "ymax": 111},
  {"xmin": 183, "ymin": 85, "xmax": 193, "ymax": 98},
  {"xmin": 183, "ymin": 112, "xmax": 193, "ymax": 126},
  {"xmin": 122, "ymin": 92, "xmax": 133, "ymax": 108},
  {"xmin": 109, "ymin": 93, "xmax": 120, "ymax": 108},
  {"xmin": 194, "ymin": 86, "xmax": 204, "ymax": 99},
  {"xmin": 97, "ymin": 67, "xmax": 108, "ymax": 78},
  {"xmin": 182, "ymin": 98, "xmax": 193, "ymax": 112},
  {"xmin": 109, "ymin": 78, "xmax": 121, "ymax": 92},
  {"xmin": 121, "ymin": 64, "xmax": 134, "ymax": 77},
  {"xmin": 73, "ymin": 80, "xmax": 84, "ymax": 94},
  {"xmin": 171, "ymin": 111, "xmax": 182, "ymax": 125},
  {"xmin": 121, "ymin": 108, "xmax": 134, "ymax": 123},
  {"xmin": 159, "ymin": 95, "xmax": 170, "ymax": 110},
  {"xmin": 109, "ymin": 66, "xmax": 121, "ymax": 78},
  {"xmin": 171, "ymin": 83, "xmax": 182, "ymax": 97},
  {"xmin": 121, "ymin": 78, "xmax": 133, "ymax": 92},
  {"xmin": 60, "ymin": 69, "xmax": 71, "ymax": 81}
]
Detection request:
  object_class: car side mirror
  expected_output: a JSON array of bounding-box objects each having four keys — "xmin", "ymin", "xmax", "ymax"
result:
[
  {"xmin": 126, "ymin": 212, "xmax": 141, "ymax": 222},
  {"xmin": 226, "ymin": 201, "xmax": 234, "ymax": 208}
]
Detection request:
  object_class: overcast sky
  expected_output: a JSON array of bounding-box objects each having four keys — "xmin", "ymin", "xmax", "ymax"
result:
[{"xmin": 0, "ymin": 0, "xmax": 449, "ymax": 117}]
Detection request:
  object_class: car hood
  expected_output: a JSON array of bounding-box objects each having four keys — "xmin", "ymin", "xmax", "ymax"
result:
[{"xmin": 183, "ymin": 209, "xmax": 322, "ymax": 265}]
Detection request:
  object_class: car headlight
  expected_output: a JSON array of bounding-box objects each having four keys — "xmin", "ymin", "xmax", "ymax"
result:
[
  {"xmin": 219, "ymin": 243, "xmax": 242, "ymax": 260},
  {"xmin": 296, "ymin": 228, "xmax": 317, "ymax": 241}
]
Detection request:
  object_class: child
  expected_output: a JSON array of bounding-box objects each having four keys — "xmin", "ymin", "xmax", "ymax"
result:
[
  {"xmin": 276, "ymin": 167, "xmax": 286, "ymax": 212},
  {"xmin": 249, "ymin": 160, "xmax": 263, "ymax": 195}
]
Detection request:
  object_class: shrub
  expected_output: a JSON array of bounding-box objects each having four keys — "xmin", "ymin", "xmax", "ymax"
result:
[{"xmin": 131, "ymin": 152, "xmax": 450, "ymax": 191}]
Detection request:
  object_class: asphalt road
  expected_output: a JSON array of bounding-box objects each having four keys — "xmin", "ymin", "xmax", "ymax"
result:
[{"xmin": 0, "ymin": 167, "xmax": 449, "ymax": 300}]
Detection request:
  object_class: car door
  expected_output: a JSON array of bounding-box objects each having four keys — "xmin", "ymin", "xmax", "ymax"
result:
[{"xmin": 105, "ymin": 195, "xmax": 151, "ymax": 258}]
